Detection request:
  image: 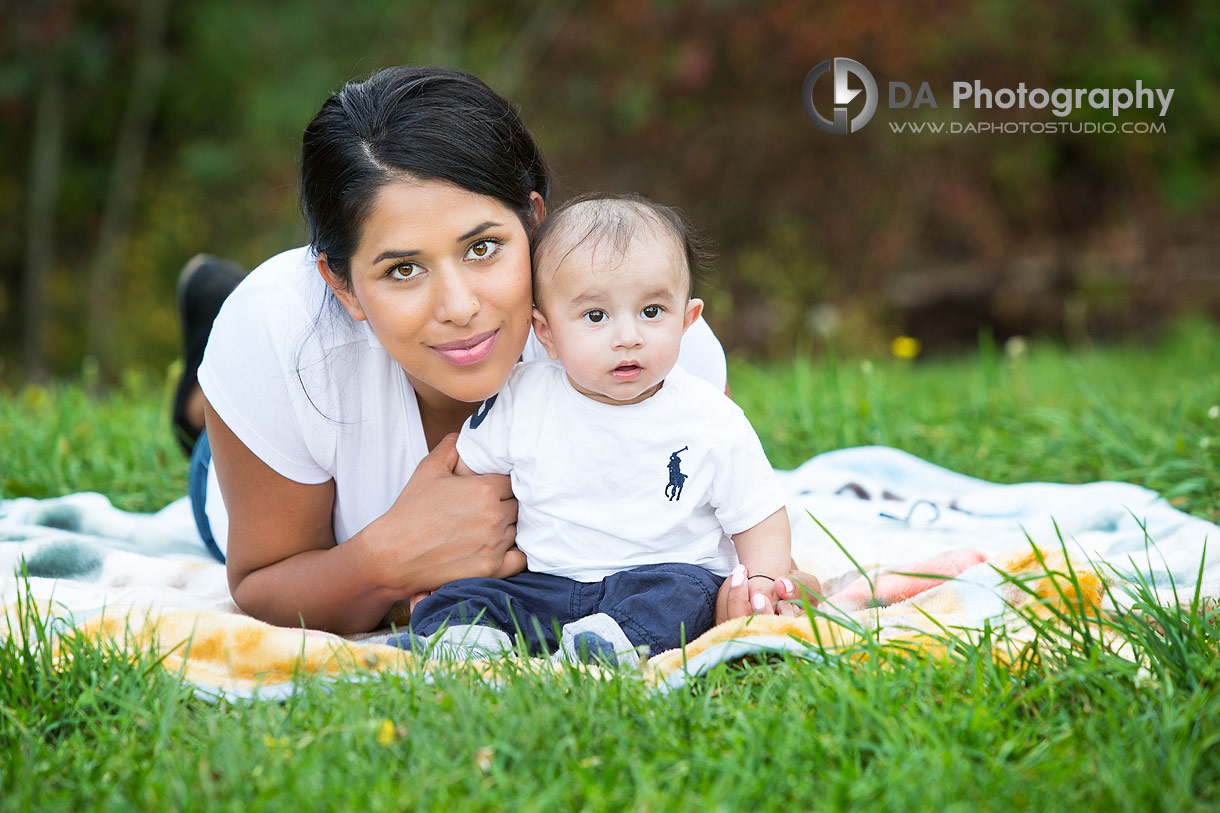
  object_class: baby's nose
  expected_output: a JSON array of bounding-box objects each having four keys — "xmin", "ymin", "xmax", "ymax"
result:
[{"xmin": 612, "ymin": 323, "xmax": 643, "ymax": 348}]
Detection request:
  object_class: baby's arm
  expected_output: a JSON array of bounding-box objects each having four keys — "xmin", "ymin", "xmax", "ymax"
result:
[{"xmin": 731, "ymin": 508, "xmax": 792, "ymax": 608}]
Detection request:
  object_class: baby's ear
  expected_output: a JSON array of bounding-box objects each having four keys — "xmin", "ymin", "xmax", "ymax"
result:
[
  {"xmin": 531, "ymin": 307, "xmax": 561, "ymax": 360},
  {"xmin": 682, "ymin": 298, "xmax": 704, "ymax": 332}
]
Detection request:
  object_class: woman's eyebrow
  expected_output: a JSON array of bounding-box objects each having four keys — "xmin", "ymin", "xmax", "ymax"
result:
[
  {"xmin": 458, "ymin": 221, "xmax": 502, "ymax": 242},
  {"xmin": 373, "ymin": 248, "xmax": 421, "ymax": 264},
  {"xmin": 371, "ymin": 221, "xmax": 503, "ymax": 264}
]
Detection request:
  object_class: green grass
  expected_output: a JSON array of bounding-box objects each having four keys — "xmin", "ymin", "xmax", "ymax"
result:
[
  {"xmin": 732, "ymin": 318, "xmax": 1220, "ymax": 521},
  {"xmin": 3, "ymin": 320, "xmax": 1220, "ymax": 811},
  {"xmin": 0, "ymin": 364, "xmax": 186, "ymax": 513}
]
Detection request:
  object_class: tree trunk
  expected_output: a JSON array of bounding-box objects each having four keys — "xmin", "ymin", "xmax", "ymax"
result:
[
  {"xmin": 84, "ymin": 0, "xmax": 171, "ymax": 379},
  {"xmin": 22, "ymin": 64, "xmax": 66, "ymax": 383}
]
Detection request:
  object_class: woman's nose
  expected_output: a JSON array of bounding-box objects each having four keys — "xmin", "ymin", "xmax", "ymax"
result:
[{"xmin": 436, "ymin": 268, "xmax": 480, "ymax": 325}]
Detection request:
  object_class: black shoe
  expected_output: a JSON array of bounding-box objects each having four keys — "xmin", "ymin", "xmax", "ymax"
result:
[{"xmin": 171, "ymin": 254, "xmax": 245, "ymax": 456}]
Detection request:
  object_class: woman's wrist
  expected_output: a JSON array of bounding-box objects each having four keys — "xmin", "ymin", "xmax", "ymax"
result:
[{"xmin": 349, "ymin": 514, "xmax": 429, "ymax": 602}]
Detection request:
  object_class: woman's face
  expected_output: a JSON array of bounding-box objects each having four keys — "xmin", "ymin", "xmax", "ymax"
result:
[{"xmin": 323, "ymin": 178, "xmax": 536, "ymax": 410}]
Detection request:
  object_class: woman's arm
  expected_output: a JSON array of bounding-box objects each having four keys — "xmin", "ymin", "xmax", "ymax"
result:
[{"xmin": 208, "ymin": 402, "xmax": 524, "ymax": 634}]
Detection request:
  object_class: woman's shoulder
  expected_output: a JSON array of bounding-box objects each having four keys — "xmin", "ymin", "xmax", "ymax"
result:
[
  {"xmin": 201, "ymin": 245, "xmax": 372, "ymax": 418},
  {"xmin": 214, "ymin": 246, "xmax": 364, "ymax": 355},
  {"xmin": 231, "ymin": 246, "xmax": 328, "ymax": 316}
]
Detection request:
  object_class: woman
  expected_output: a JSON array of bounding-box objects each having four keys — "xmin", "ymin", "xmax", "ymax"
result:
[{"xmin": 187, "ymin": 65, "xmax": 818, "ymax": 635}]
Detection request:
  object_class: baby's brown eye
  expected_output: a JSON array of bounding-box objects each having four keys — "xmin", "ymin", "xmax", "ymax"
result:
[{"xmin": 642, "ymin": 305, "xmax": 662, "ymax": 318}]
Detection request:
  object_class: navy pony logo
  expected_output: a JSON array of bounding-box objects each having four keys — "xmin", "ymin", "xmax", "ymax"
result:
[
  {"xmin": 468, "ymin": 394, "xmax": 498, "ymax": 429},
  {"xmin": 665, "ymin": 446, "xmax": 689, "ymax": 501}
]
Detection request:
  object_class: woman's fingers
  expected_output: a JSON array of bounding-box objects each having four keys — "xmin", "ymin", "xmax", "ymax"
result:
[
  {"xmin": 750, "ymin": 592, "xmax": 774, "ymax": 615},
  {"xmin": 494, "ymin": 546, "xmax": 527, "ymax": 579},
  {"xmin": 777, "ymin": 570, "xmax": 822, "ymax": 608},
  {"xmin": 482, "ymin": 471, "xmax": 515, "ymax": 501},
  {"xmin": 714, "ymin": 564, "xmax": 752, "ymax": 624},
  {"xmin": 421, "ymin": 432, "xmax": 461, "ymax": 474},
  {"xmin": 379, "ymin": 435, "xmax": 523, "ymax": 591},
  {"xmin": 774, "ymin": 599, "xmax": 805, "ymax": 617}
]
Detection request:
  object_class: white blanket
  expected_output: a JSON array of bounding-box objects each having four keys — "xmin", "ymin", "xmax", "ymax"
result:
[
  {"xmin": 5, "ymin": 445, "xmax": 1217, "ymax": 700},
  {"xmin": 780, "ymin": 446, "xmax": 1219, "ymax": 608},
  {"xmin": 3, "ymin": 445, "xmax": 1216, "ymax": 617}
]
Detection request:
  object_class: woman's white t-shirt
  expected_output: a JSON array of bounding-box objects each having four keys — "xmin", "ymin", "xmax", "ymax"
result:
[{"xmin": 196, "ymin": 246, "xmax": 728, "ymax": 556}]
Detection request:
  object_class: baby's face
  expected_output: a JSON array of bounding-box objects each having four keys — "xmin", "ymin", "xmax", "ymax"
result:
[{"xmin": 533, "ymin": 234, "xmax": 702, "ymax": 405}]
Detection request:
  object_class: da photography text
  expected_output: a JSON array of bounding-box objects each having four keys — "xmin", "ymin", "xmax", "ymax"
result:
[{"xmin": 803, "ymin": 57, "xmax": 1174, "ymax": 136}]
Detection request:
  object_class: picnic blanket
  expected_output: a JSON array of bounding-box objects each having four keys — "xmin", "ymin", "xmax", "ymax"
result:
[{"xmin": 3, "ymin": 446, "xmax": 1217, "ymax": 700}]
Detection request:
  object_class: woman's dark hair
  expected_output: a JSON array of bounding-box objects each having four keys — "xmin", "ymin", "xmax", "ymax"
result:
[{"xmin": 299, "ymin": 66, "xmax": 550, "ymax": 287}]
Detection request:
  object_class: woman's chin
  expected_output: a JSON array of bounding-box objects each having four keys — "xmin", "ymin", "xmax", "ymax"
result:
[
  {"xmin": 404, "ymin": 367, "xmax": 504, "ymax": 412},
  {"xmin": 438, "ymin": 368, "xmax": 512, "ymax": 406},
  {"xmin": 452, "ymin": 384, "xmax": 502, "ymax": 404}
]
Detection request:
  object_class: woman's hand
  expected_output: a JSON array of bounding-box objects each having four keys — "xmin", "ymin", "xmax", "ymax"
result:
[
  {"xmin": 371, "ymin": 433, "xmax": 524, "ymax": 593},
  {"xmin": 774, "ymin": 568, "xmax": 822, "ymax": 615},
  {"xmin": 714, "ymin": 563, "xmax": 823, "ymax": 624},
  {"xmin": 217, "ymin": 398, "xmax": 523, "ymax": 633}
]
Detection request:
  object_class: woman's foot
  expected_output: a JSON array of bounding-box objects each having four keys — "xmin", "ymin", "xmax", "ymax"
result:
[{"xmin": 172, "ymin": 254, "xmax": 245, "ymax": 455}]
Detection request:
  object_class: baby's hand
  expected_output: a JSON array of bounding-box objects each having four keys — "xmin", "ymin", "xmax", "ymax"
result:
[{"xmin": 747, "ymin": 575, "xmax": 782, "ymax": 614}]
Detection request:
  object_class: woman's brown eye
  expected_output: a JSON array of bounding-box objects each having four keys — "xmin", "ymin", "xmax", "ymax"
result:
[{"xmin": 472, "ymin": 242, "xmax": 488, "ymax": 256}]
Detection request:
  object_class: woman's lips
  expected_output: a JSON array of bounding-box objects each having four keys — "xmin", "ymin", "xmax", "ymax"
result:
[{"xmin": 432, "ymin": 330, "xmax": 499, "ymax": 366}]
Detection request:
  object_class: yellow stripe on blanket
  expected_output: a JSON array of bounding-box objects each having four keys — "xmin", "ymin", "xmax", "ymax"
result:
[
  {"xmin": 4, "ymin": 544, "xmax": 1106, "ymax": 697},
  {"xmin": 646, "ymin": 545, "xmax": 1106, "ymax": 680},
  {"xmin": 93, "ymin": 608, "xmax": 417, "ymax": 692},
  {"xmin": 1, "ymin": 605, "xmax": 417, "ymax": 698}
]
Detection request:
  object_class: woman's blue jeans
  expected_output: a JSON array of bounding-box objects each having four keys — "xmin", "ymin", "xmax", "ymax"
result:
[{"xmin": 188, "ymin": 430, "xmax": 225, "ymax": 563}]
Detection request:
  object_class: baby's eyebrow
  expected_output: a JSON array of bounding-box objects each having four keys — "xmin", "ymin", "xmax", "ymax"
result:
[
  {"xmin": 570, "ymin": 290, "xmax": 606, "ymax": 305},
  {"xmin": 638, "ymin": 288, "xmax": 676, "ymax": 301},
  {"xmin": 569, "ymin": 287, "xmax": 678, "ymax": 306}
]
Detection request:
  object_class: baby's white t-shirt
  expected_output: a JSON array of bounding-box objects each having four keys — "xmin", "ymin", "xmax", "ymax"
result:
[
  {"xmin": 455, "ymin": 359, "xmax": 786, "ymax": 581},
  {"xmin": 196, "ymin": 246, "xmax": 728, "ymax": 554}
]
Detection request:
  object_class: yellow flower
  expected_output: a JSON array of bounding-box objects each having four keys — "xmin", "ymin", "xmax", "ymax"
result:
[
  {"xmin": 474, "ymin": 746, "xmax": 494, "ymax": 773},
  {"xmin": 376, "ymin": 719, "xmax": 402, "ymax": 747},
  {"xmin": 891, "ymin": 335, "xmax": 921, "ymax": 359}
]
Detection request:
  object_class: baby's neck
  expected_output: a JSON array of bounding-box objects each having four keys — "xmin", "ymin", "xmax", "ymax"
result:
[{"xmin": 565, "ymin": 374, "xmax": 665, "ymax": 406}]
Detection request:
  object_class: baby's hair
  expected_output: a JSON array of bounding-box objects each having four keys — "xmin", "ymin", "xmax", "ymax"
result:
[{"xmin": 530, "ymin": 192, "xmax": 711, "ymax": 310}]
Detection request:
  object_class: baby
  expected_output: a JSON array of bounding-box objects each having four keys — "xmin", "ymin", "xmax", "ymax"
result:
[{"xmin": 406, "ymin": 193, "xmax": 793, "ymax": 665}]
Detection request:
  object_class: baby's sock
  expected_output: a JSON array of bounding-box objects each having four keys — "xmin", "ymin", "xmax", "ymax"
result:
[
  {"xmin": 388, "ymin": 624, "xmax": 514, "ymax": 661},
  {"xmin": 559, "ymin": 613, "xmax": 643, "ymax": 668}
]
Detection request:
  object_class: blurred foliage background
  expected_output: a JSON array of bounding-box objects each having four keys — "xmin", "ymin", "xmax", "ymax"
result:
[{"xmin": 1, "ymin": 0, "xmax": 1217, "ymax": 383}]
